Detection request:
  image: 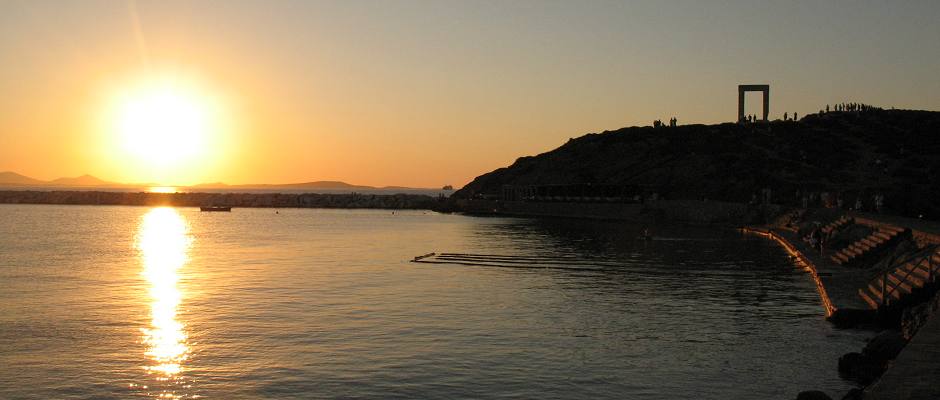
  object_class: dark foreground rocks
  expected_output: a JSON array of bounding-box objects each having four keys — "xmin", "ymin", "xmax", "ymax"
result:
[
  {"xmin": 901, "ymin": 288, "xmax": 940, "ymax": 340},
  {"xmin": 837, "ymin": 330, "xmax": 907, "ymax": 384},
  {"xmin": 796, "ymin": 390, "xmax": 833, "ymax": 400}
]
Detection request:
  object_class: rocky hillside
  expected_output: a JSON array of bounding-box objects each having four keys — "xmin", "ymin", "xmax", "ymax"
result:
[{"xmin": 455, "ymin": 109, "xmax": 940, "ymax": 219}]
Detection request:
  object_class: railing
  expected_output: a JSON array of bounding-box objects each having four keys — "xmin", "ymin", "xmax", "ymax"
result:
[{"xmin": 877, "ymin": 244, "xmax": 939, "ymax": 308}]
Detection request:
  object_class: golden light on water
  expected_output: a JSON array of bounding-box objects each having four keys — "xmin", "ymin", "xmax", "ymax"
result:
[
  {"xmin": 137, "ymin": 207, "xmax": 192, "ymax": 383},
  {"xmin": 149, "ymin": 186, "xmax": 179, "ymax": 194}
]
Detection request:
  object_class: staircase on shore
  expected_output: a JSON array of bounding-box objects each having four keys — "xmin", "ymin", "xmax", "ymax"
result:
[
  {"xmin": 858, "ymin": 248, "xmax": 940, "ymax": 310},
  {"xmin": 821, "ymin": 216, "xmax": 853, "ymax": 237},
  {"xmin": 830, "ymin": 225, "xmax": 910, "ymax": 268}
]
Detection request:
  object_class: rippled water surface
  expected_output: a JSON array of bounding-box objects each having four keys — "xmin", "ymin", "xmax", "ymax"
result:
[{"xmin": 0, "ymin": 204, "xmax": 867, "ymax": 399}]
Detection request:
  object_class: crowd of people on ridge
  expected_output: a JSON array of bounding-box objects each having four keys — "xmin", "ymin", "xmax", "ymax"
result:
[{"xmin": 652, "ymin": 117, "xmax": 678, "ymax": 128}]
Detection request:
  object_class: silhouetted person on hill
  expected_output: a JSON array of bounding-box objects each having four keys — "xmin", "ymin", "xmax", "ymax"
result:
[
  {"xmin": 826, "ymin": 105, "xmax": 830, "ymax": 113},
  {"xmin": 784, "ymin": 112, "xmax": 788, "ymax": 121}
]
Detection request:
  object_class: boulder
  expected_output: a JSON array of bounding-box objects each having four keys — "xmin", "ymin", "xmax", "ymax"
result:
[
  {"xmin": 838, "ymin": 352, "xmax": 883, "ymax": 384},
  {"xmin": 840, "ymin": 388, "xmax": 863, "ymax": 400},
  {"xmin": 863, "ymin": 330, "xmax": 906, "ymax": 362},
  {"xmin": 796, "ymin": 390, "xmax": 833, "ymax": 400}
]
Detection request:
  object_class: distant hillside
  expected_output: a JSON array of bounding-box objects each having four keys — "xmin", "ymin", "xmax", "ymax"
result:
[
  {"xmin": 0, "ymin": 172, "xmax": 117, "ymax": 187},
  {"xmin": 0, "ymin": 171, "xmax": 45, "ymax": 185},
  {"xmin": 49, "ymin": 174, "xmax": 117, "ymax": 187},
  {"xmin": 191, "ymin": 181, "xmax": 428, "ymax": 191},
  {"xmin": 455, "ymin": 109, "xmax": 940, "ymax": 219},
  {"xmin": 1, "ymin": 174, "xmax": 432, "ymax": 192}
]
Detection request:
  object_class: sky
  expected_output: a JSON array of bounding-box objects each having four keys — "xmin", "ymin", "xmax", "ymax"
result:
[{"xmin": 1, "ymin": 0, "xmax": 939, "ymax": 187}]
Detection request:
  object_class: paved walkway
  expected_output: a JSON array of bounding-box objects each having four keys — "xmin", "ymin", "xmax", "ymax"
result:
[{"xmin": 865, "ymin": 310, "xmax": 940, "ymax": 399}]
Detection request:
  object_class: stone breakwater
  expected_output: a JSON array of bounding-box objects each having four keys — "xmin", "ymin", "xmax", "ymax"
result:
[{"xmin": 0, "ymin": 190, "xmax": 440, "ymax": 210}]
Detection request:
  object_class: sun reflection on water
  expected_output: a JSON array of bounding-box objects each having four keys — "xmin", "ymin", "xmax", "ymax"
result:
[{"xmin": 137, "ymin": 207, "xmax": 192, "ymax": 397}]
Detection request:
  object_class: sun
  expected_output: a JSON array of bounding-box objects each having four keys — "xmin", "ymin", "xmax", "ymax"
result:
[
  {"xmin": 98, "ymin": 73, "xmax": 233, "ymax": 185},
  {"xmin": 114, "ymin": 81, "xmax": 212, "ymax": 168}
]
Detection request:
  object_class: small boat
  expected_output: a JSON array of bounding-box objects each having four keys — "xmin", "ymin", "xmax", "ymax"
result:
[{"xmin": 200, "ymin": 206, "xmax": 232, "ymax": 212}]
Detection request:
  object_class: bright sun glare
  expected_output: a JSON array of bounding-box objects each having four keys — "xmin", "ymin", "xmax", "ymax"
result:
[{"xmin": 112, "ymin": 79, "xmax": 216, "ymax": 169}]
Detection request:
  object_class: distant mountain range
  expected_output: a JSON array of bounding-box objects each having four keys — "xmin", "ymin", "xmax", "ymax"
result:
[
  {"xmin": 0, "ymin": 171, "xmax": 452, "ymax": 191},
  {"xmin": 0, "ymin": 172, "xmax": 119, "ymax": 187},
  {"xmin": 189, "ymin": 180, "xmax": 417, "ymax": 190}
]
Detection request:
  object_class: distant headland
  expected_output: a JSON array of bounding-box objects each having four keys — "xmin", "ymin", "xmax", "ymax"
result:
[{"xmin": 451, "ymin": 107, "xmax": 940, "ymax": 222}]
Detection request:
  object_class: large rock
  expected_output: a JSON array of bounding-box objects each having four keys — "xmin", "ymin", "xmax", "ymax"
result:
[
  {"xmin": 901, "ymin": 291, "xmax": 940, "ymax": 340},
  {"xmin": 863, "ymin": 329, "xmax": 906, "ymax": 362},
  {"xmin": 838, "ymin": 352, "xmax": 883, "ymax": 384},
  {"xmin": 840, "ymin": 388, "xmax": 863, "ymax": 400},
  {"xmin": 796, "ymin": 390, "xmax": 833, "ymax": 400}
]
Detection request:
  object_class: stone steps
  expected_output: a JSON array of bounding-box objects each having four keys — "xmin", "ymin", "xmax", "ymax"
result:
[
  {"xmin": 911, "ymin": 263, "xmax": 931, "ymax": 280},
  {"xmin": 832, "ymin": 253, "xmax": 850, "ymax": 264},
  {"xmin": 833, "ymin": 227, "xmax": 908, "ymax": 267},
  {"xmin": 887, "ymin": 273, "xmax": 913, "ymax": 294},
  {"xmin": 867, "ymin": 281, "xmax": 884, "ymax": 302},
  {"xmin": 858, "ymin": 288, "xmax": 880, "ymax": 309},
  {"xmin": 878, "ymin": 225, "xmax": 906, "ymax": 234},
  {"xmin": 858, "ymin": 249, "xmax": 940, "ymax": 310},
  {"xmin": 872, "ymin": 231, "xmax": 894, "ymax": 241},
  {"xmin": 821, "ymin": 216, "xmax": 853, "ymax": 235},
  {"xmin": 902, "ymin": 263, "xmax": 927, "ymax": 287}
]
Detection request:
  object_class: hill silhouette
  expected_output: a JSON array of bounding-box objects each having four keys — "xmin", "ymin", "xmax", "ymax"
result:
[
  {"xmin": 192, "ymin": 180, "xmax": 372, "ymax": 190},
  {"xmin": 49, "ymin": 174, "xmax": 116, "ymax": 187},
  {"xmin": 0, "ymin": 172, "xmax": 117, "ymax": 187},
  {"xmin": 190, "ymin": 181, "xmax": 433, "ymax": 191},
  {"xmin": 0, "ymin": 172, "xmax": 439, "ymax": 192},
  {"xmin": 454, "ymin": 109, "xmax": 940, "ymax": 219},
  {"xmin": 0, "ymin": 171, "xmax": 45, "ymax": 185}
]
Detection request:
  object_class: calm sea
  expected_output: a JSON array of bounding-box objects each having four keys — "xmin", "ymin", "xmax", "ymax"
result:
[{"xmin": 0, "ymin": 204, "xmax": 867, "ymax": 399}]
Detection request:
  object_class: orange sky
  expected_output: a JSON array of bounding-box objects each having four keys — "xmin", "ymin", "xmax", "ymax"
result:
[{"xmin": 1, "ymin": 1, "xmax": 938, "ymax": 187}]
